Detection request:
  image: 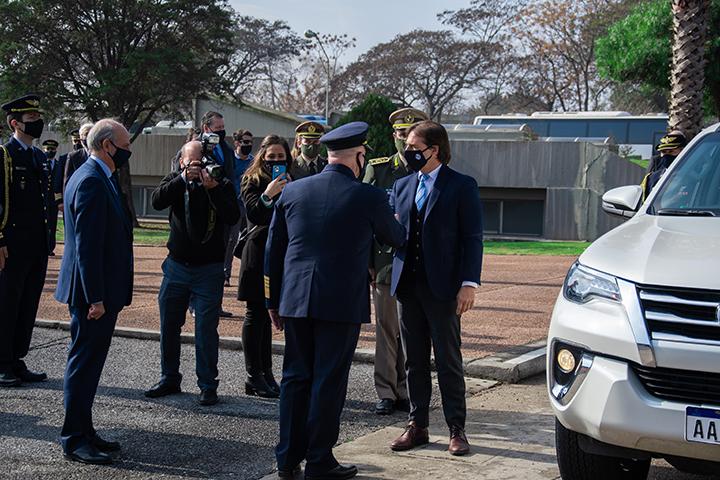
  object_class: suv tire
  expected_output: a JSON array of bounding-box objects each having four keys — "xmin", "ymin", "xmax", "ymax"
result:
[{"xmin": 555, "ymin": 419, "xmax": 651, "ymax": 480}]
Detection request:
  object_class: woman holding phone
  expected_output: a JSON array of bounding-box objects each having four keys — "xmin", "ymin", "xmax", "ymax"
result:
[{"xmin": 237, "ymin": 135, "xmax": 292, "ymax": 398}]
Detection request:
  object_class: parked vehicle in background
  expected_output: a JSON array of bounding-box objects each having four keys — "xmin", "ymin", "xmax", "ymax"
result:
[{"xmin": 547, "ymin": 122, "xmax": 720, "ymax": 479}]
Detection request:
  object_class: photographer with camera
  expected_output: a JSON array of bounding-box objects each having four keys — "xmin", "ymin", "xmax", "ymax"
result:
[
  {"xmin": 236, "ymin": 135, "xmax": 292, "ymax": 399},
  {"xmin": 145, "ymin": 138, "xmax": 240, "ymax": 406}
]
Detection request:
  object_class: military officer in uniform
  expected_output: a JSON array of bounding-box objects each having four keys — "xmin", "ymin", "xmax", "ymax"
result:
[
  {"xmin": 42, "ymin": 139, "xmax": 63, "ymax": 253},
  {"xmin": 363, "ymin": 107, "xmax": 429, "ymax": 415},
  {"xmin": 63, "ymin": 123, "xmax": 93, "ymax": 190},
  {"xmin": 288, "ymin": 121, "xmax": 327, "ymax": 180},
  {"xmin": 265, "ymin": 122, "xmax": 406, "ymax": 480},
  {"xmin": 0, "ymin": 94, "xmax": 55, "ymax": 386}
]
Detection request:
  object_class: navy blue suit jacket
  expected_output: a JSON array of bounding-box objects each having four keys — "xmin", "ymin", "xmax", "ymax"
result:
[
  {"xmin": 265, "ymin": 163, "xmax": 405, "ymax": 324},
  {"xmin": 55, "ymin": 159, "xmax": 134, "ymax": 313},
  {"xmin": 390, "ymin": 164, "xmax": 484, "ymax": 301}
]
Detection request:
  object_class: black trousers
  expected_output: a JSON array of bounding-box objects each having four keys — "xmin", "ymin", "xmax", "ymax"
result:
[
  {"xmin": 276, "ymin": 318, "xmax": 360, "ymax": 476},
  {"xmin": 243, "ymin": 300, "xmax": 273, "ymax": 375},
  {"xmin": 397, "ymin": 276, "xmax": 466, "ymax": 429},
  {"xmin": 0, "ymin": 247, "xmax": 48, "ymax": 372}
]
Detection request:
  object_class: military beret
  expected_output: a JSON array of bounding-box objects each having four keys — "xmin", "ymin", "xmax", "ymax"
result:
[
  {"xmin": 42, "ymin": 139, "xmax": 59, "ymax": 148},
  {"xmin": 295, "ymin": 121, "xmax": 325, "ymax": 139},
  {"xmin": 389, "ymin": 107, "xmax": 429, "ymax": 130},
  {"xmin": 657, "ymin": 130, "xmax": 687, "ymax": 152},
  {"xmin": 1, "ymin": 94, "xmax": 43, "ymax": 114},
  {"xmin": 320, "ymin": 121, "xmax": 369, "ymax": 152}
]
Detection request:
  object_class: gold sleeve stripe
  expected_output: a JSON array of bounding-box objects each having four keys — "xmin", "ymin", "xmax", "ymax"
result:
[{"xmin": 264, "ymin": 275, "xmax": 271, "ymax": 299}]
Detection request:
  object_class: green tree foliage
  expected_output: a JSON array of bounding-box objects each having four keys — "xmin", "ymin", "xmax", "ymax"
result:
[
  {"xmin": 596, "ymin": 0, "xmax": 720, "ymax": 118},
  {"xmin": 0, "ymin": 0, "xmax": 235, "ymax": 137},
  {"xmin": 335, "ymin": 94, "xmax": 399, "ymax": 158}
]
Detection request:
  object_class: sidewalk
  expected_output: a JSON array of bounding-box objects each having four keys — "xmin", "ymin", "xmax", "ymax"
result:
[{"xmin": 39, "ymin": 245, "xmax": 575, "ymax": 362}]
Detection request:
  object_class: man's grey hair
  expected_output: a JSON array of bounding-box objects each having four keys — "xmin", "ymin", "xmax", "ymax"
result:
[
  {"xmin": 79, "ymin": 122, "xmax": 94, "ymax": 138},
  {"xmin": 87, "ymin": 119, "xmax": 123, "ymax": 154}
]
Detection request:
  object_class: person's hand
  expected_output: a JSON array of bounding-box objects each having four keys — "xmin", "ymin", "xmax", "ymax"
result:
[
  {"xmin": 264, "ymin": 174, "xmax": 288, "ymax": 199},
  {"xmin": 0, "ymin": 246, "xmax": 7, "ymax": 271},
  {"xmin": 185, "ymin": 161, "xmax": 202, "ymax": 182},
  {"xmin": 456, "ymin": 286, "xmax": 476, "ymax": 316},
  {"xmin": 200, "ymin": 169, "xmax": 219, "ymax": 189},
  {"xmin": 88, "ymin": 302, "xmax": 105, "ymax": 320},
  {"xmin": 369, "ymin": 268, "xmax": 377, "ymax": 289},
  {"xmin": 269, "ymin": 309, "xmax": 284, "ymax": 331},
  {"xmin": 58, "ymin": 203, "xmax": 64, "ymax": 213}
]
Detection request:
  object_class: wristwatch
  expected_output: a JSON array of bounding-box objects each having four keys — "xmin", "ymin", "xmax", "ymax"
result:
[{"xmin": 260, "ymin": 193, "xmax": 274, "ymax": 208}]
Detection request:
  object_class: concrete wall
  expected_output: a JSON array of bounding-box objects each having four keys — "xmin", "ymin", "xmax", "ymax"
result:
[{"xmin": 450, "ymin": 140, "xmax": 645, "ymax": 241}]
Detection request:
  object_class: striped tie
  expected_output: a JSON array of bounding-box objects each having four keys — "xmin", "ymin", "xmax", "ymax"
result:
[{"xmin": 415, "ymin": 174, "xmax": 428, "ymax": 211}]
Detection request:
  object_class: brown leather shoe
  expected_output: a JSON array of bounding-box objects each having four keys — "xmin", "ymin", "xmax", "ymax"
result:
[
  {"xmin": 448, "ymin": 425, "xmax": 470, "ymax": 456},
  {"xmin": 390, "ymin": 422, "xmax": 429, "ymax": 451}
]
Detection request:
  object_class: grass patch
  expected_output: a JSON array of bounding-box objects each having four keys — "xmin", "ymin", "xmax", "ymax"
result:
[
  {"xmin": 627, "ymin": 157, "xmax": 649, "ymax": 170},
  {"xmin": 484, "ymin": 240, "xmax": 589, "ymax": 256},
  {"xmin": 57, "ymin": 218, "xmax": 169, "ymax": 246}
]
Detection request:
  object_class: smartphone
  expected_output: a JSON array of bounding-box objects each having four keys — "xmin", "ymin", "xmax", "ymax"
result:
[{"xmin": 272, "ymin": 164, "xmax": 287, "ymax": 180}]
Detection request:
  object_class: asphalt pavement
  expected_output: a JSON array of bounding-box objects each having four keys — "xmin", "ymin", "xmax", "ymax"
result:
[{"xmin": 1, "ymin": 327, "xmax": 437, "ymax": 480}]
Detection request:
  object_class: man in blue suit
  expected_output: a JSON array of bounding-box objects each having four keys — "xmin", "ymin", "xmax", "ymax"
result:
[
  {"xmin": 265, "ymin": 122, "xmax": 405, "ymax": 480},
  {"xmin": 389, "ymin": 121, "xmax": 483, "ymax": 457},
  {"xmin": 55, "ymin": 119, "xmax": 134, "ymax": 465}
]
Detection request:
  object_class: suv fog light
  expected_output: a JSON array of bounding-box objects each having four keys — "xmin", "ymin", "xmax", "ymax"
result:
[{"xmin": 557, "ymin": 349, "xmax": 576, "ymax": 373}]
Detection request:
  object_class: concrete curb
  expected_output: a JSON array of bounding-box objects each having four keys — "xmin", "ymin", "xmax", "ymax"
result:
[{"xmin": 35, "ymin": 319, "xmax": 545, "ymax": 383}]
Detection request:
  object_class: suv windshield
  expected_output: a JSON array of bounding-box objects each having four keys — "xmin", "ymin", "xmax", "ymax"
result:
[{"xmin": 650, "ymin": 131, "xmax": 720, "ymax": 216}]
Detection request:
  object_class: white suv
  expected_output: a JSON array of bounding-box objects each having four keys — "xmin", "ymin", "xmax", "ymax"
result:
[{"xmin": 547, "ymin": 123, "xmax": 720, "ymax": 478}]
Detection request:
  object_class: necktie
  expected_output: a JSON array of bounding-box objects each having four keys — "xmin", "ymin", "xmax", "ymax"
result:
[
  {"xmin": 415, "ymin": 174, "xmax": 428, "ymax": 211},
  {"xmin": 110, "ymin": 172, "xmax": 121, "ymax": 197},
  {"xmin": 309, "ymin": 162, "xmax": 317, "ymax": 175}
]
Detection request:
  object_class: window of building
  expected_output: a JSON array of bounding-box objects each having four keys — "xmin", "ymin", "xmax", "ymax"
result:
[
  {"xmin": 131, "ymin": 186, "xmax": 168, "ymax": 219},
  {"xmin": 479, "ymin": 188, "xmax": 545, "ymax": 237}
]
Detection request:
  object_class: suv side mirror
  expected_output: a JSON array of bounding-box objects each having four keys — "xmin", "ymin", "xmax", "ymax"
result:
[{"xmin": 602, "ymin": 185, "xmax": 643, "ymax": 218}]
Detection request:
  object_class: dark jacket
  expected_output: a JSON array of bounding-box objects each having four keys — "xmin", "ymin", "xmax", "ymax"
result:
[
  {"xmin": 0, "ymin": 137, "xmax": 55, "ymax": 253},
  {"xmin": 63, "ymin": 148, "xmax": 89, "ymax": 191},
  {"xmin": 151, "ymin": 172, "xmax": 240, "ymax": 265},
  {"xmin": 237, "ymin": 175, "xmax": 274, "ymax": 302},
  {"xmin": 264, "ymin": 164, "xmax": 406, "ymax": 324},
  {"xmin": 390, "ymin": 164, "xmax": 484, "ymax": 301},
  {"xmin": 55, "ymin": 159, "xmax": 134, "ymax": 312},
  {"xmin": 289, "ymin": 155, "xmax": 327, "ymax": 181}
]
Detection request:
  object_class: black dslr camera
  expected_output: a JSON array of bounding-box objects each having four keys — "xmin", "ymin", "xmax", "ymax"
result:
[{"xmin": 199, "ymin": 132, "xmax": 225, "ymax": 180}]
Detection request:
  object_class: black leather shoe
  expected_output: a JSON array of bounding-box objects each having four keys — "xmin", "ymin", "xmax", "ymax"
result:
[
  {"xmin": 278, "ymin": 464, "xmax": 302, "ymax": 478},
  {"xmin": 90, "ymin": 434, "xmax": 121, "ymax": 453},
  {"xmin": 305, "ymin": 464, "xmax": 358, "ymax": 480},
  {"xmin": 15, "ymin": 368, "xmax": 47, "ymax": 383},
  {"xmin": 264, "ymin": 372, "xmax": 281, "ymax": 395},
  {"xmin": 64, "ymin": 444, "xmax": 113, "ymax": 465},
  {"xmin": 0, "ymin": 371, "xmax": 21, "ymax": 387},
  {"xmin": 144, "ymin": 382, "xmax": 181, "ymax": 398},
  {"xmin": 394, "ymin": 398, "xmax": 411, "ymax": 413},
  {"xmin": 199, "ymin": 389, "xmax": 218, "ymax": 406},
  {"xmin": 375, "ymin": 398, "xmax": 395, "ymax": 415},
  {"xmin": 245, "ymin": 375, "xmax": 279, "ymax": 399}
]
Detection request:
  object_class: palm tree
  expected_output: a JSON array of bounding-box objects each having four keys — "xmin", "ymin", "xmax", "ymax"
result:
[{"xmin": 668, "ymin": 0, "xmax": 711, "ymax": 138}]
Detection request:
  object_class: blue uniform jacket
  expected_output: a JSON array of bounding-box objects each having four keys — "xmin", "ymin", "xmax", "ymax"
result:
[
  {"xmin": 390, "ymin": 164, "xmax": 484, "ymax": 301},
  {"xmin": 55, "ymin": 159, "xmax": 134, "ymax": 313},
  {"xmin": 264, "ymin": 163, "xmax": 406, "ymax": 324}
]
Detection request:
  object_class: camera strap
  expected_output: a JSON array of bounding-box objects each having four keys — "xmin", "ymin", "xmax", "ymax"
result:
[{"xmin": 184, "ymin": 188, "xmax": 216, "ymax": 245}]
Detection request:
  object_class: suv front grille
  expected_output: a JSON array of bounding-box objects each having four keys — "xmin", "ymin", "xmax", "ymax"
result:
[
  {"xmin": 632, "ymin": 364, "xmax": 720, "ymax": 406},
  {"xmin": 638, "ymin": 286, "xmax": 720, "ymax": 342}
]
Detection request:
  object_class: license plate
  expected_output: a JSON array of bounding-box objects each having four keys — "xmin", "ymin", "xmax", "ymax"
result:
[{"xmin": 686, "ymin": 406, "xmax": 720, "ymax": 445}]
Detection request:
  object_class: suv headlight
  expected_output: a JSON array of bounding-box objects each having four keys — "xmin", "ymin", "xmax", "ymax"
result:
[{"xmin": 563, "ymin": 263, "xmax": 621, "ymax": 304}]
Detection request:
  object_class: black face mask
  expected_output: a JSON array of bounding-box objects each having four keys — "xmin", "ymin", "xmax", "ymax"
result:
[
  {"xmin": 403, "ymin": 147, "xmax": 431, "ymax": 172},
  {"xmin": 73, "ymin": 142, "xmax": 83, "ymax": 151},
  {"xmin": 355, "ymin": 151, "xmax": 366, "ymax": 180},
  {"xmin": 240, "ymin": 144, "xmax": 252, "ymax": 156},
  {"xmin": 45, "ymin": 151, "xmax": 56, "ymax": 159},
  {"xmin": 213, "ymin": 129, "xmax": 226, "ymax": 142},
  {"xmin": 110, "ymin": 141, "xmax": 132, "ymax": 170},
  {"xmin": 21, "ymin": 119, "xmax": 44, "ymax": 139}
]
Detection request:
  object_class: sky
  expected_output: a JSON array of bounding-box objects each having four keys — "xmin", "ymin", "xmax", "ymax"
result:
[{"xmin": 229, "ymin": 0, "xmax": 471, "ymax": 62}]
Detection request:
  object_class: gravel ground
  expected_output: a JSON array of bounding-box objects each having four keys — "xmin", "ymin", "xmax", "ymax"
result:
[{"xmin": 0, "ymin": 328, "xmax": 440, "ymax": 480}]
